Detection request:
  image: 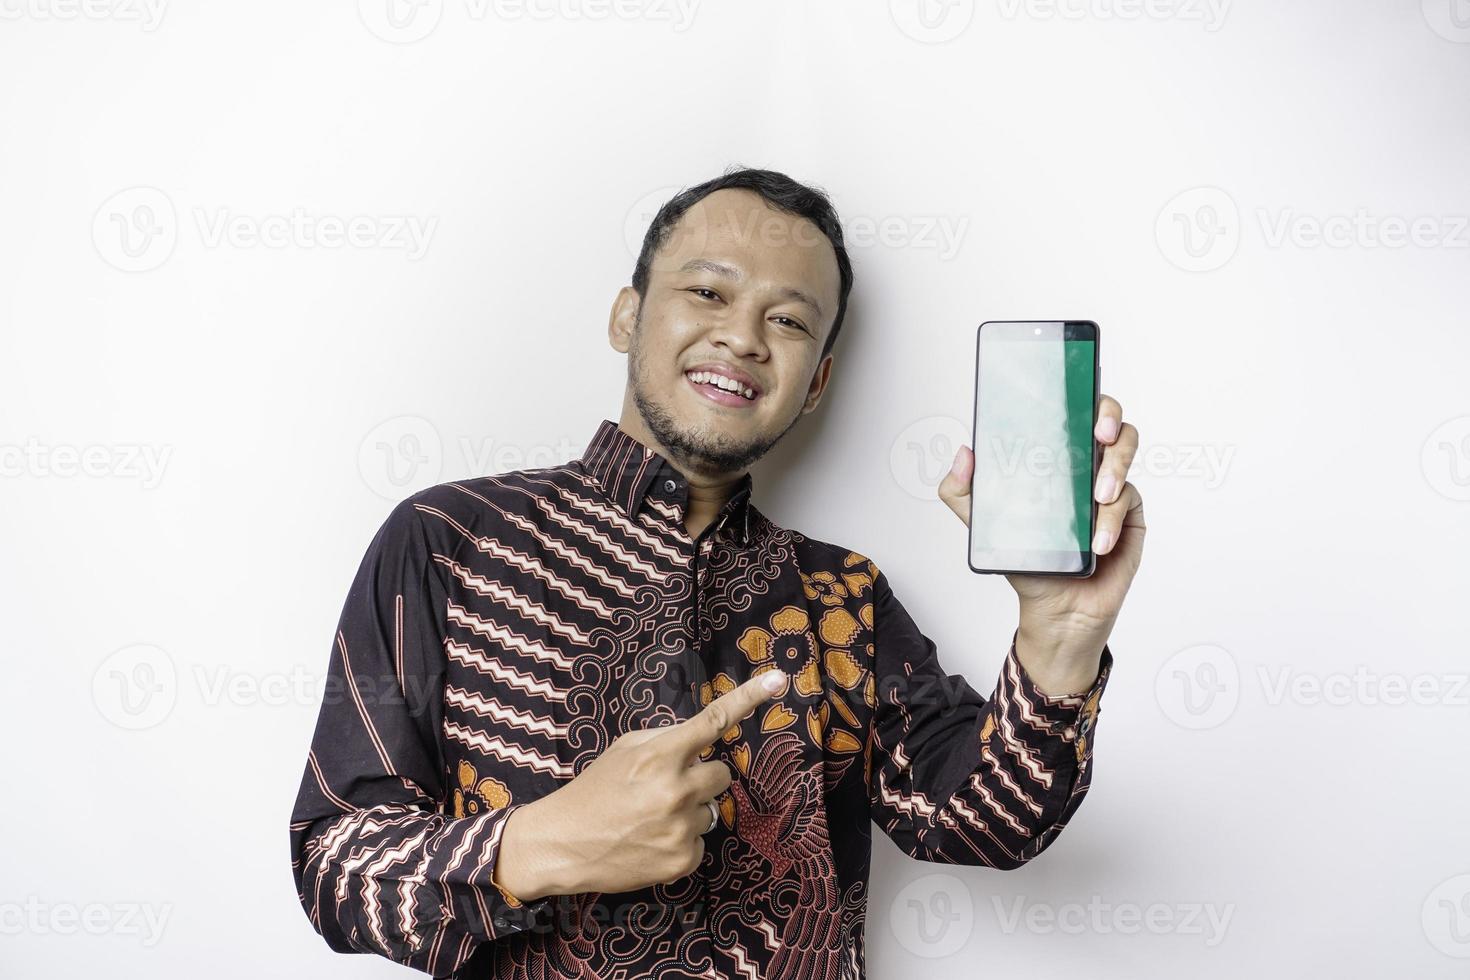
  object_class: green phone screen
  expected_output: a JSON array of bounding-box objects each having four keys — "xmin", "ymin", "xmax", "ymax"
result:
[{"xmin": 969, "ymin": 322, "xmax": 1096, "ymax": 574}]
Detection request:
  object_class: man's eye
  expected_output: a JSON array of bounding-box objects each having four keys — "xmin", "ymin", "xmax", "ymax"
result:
[
  {"xmin": 689, "ymin": 288, "xmax": 720, "ymax": 301},
  {"xmin": 773, "ymin": 316, "xmax": 808, "ymax": 333}
]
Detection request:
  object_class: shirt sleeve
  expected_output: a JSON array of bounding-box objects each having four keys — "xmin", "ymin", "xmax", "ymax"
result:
[
  {"xmin": 288, "ymin": 494, "xmax": 552, "ymax": 978},
  {"xmin": 866, "ymin": 568, "xmax": 1113, "ymax": 869}
]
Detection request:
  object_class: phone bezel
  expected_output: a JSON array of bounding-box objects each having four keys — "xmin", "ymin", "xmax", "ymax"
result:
[{"xmin": 966, "ymin": 319, "xmax": 1101, "ymax": 578}]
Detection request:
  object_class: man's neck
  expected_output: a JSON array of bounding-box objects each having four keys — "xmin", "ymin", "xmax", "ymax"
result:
[{"xmin": 616, "ymin": 410, "xmax": 745, "ymax": 539}]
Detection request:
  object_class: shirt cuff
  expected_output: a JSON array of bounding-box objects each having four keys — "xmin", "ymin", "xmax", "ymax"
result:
[
  {"xmin": 988, "ymin": 632, "xmax": 1114, "ymax": 768},
  {"xmin": 430, "ymin": 803, "xmax": 556, "ymax": 942}
]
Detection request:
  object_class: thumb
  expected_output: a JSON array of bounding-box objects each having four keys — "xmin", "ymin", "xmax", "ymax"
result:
[{"xmin": 937, "ymin": 444, "xmax": 973, "ymax": 528}]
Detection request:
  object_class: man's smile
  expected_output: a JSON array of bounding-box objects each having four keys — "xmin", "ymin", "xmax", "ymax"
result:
[{"xmin": 684, "ymin": 363, "xmax": 763, "ymax": 408}]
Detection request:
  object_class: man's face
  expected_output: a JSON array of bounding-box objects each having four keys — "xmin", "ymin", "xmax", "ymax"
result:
[{"xmin": 611, "ymin": 188, "xmax": 841, "ymax": 477}]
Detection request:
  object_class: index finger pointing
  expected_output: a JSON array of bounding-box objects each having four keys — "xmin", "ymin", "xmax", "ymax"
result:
[{"xmin": 662, "ymin": 670, "xmax": 785, "ymax": 761}]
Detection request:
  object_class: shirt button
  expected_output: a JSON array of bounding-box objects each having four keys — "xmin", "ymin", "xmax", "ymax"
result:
[{"xmin": 664, "ymin": 479, "xmax": 677, "ymax": 492}]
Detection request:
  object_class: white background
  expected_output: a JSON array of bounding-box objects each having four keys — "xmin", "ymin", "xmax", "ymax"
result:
[{"xmin": 3, "ymin": 1, "xmax": 1468, "ymax": 977}]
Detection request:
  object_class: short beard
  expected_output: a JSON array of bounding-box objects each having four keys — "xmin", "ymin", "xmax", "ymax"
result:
[{"xmin": 627, "ymin": 308, "xmax": 804, "ymax": 476}]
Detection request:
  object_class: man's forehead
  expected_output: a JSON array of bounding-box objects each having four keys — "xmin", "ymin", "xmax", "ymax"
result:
[{"xmin": 660, "ymin": 189, "xmax": 840, "ymax": 304}]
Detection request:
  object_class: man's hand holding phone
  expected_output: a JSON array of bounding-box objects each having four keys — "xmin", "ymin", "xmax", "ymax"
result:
[{"xmin": 939, "ymin": 392, "xmax": 1146, "ymax": 696}]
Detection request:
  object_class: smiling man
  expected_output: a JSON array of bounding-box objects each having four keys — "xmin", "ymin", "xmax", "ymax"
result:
[{"xmin": 289, "ymin": 168, "xmax": 1146, "ymax": 979}]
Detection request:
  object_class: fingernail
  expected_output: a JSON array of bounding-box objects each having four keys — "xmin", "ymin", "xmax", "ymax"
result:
[
  {"xmin": 760, "ymin": 672, "xmax": 784, "ymax": 692},
  {"xmin": 1093, "ymin": 528, "xmax": 1112, "ymax": 554},
  {"xmin": 1095, "ymin": 473, "xmax": 1116, "ymax": 503},
  {"xmin": 1097, "ymin": 417, "xmax": 1118, "ymax": 441}
]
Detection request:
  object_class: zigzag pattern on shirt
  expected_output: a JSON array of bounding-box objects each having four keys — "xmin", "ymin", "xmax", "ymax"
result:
[
  {"xmin": 324, "ymin": 808, "xmax": 423, "ymax": 903},
  {"xmin": 443, "ymin": 638, "xmax": 568, "ymax": 703},
  {"xmin": 648, "ymin": 497, "xmax": 683, "ymax": 523},
  {"xmin": 992, "ymin": 716, "xmax": 1053, "ymax": 790},
  {"xmin": 434, "ymin": 556, "xmax": 596, "ymax": 643},
  {"xmin": 445, "ymin": 603, "xmax": 576, "ymax": 671},
  {"xmin": 875, "ymin": 764, "xmax": 938, "ymax": 821},
  {"xmin": 530, "ymin": 497, "xmax": 670, "ymax": 582},
  {"xmin": 502, "ymin": 509, "xmax": 656, "ymax": 591},
  {"xmin": 359, "ymin": 824, "xmax": 432, "ymax": 954},
  {"xmin": 551, "ymin": 483, "xmax": 686, "ymax": 563},
  {"xmin": 964, "ymin": 772, "xmax": 1031, "ymax": 836},
  {"xmin": 728, "ymin": 938, "xmax": 766, "ymax": 980},
  {"xmin": 978, "ymin": 744, "xmax": 1045, "ymax": 817},
  {"xmin": 640, "ymin": 509, "xmax": 687, "ymax": 544},
  {"xmin": 444, "ymin": 685, "xmax": 567, "ymax": 739},
  {"xmin": 419, "ymin": 501, "xmax": 643, "ymax": 599},
  {"xmin": 1004, "ymin": 653, "xmax": 1083, "ymax": 734},
  {"xmin": 443, "ymin": 719, "xmax": 572, "ymax": 778},
  {"xmin": 940, "ymin": 795, "xmax": 990, "ymax": 834}
]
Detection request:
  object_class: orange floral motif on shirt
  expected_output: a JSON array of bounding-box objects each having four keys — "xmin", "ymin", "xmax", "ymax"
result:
[
  {"xmin": 452, "ymin": 759, "xmax": 511, "ymax": 819},
  {"xmin": 801, "ymin": 554, "xmax": 876, "ymax": 757},
  {"xmin": 801, "ymin": 569, "xmax": 850, "ymax": 606},
  {"xmin": 452, "ymin": 761, "xmax": 522, "ymax": 905},
  {"xmin": 699, "ymin": 672, "xmax": 743, "ymax": 748},
  {"xmin": 738, "ymin": 605, "xmax": 822, "ymax": 733}
]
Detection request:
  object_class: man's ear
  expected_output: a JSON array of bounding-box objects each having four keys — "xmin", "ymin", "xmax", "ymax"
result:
[
  {"xmin": 802, "ymin": 352, "xmax": 834, "ymax": 415},
  {"xmin": 608, "ymin": 286, "xmax": 640, "ymax": 353}
]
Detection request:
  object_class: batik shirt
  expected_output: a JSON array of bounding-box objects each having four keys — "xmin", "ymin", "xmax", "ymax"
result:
[{"xmin": 289, "ymin": 417, "xmax": 1113, "ymax": 979}]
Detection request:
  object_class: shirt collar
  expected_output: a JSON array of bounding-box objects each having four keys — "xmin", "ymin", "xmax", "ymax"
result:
[{"xmin": 577, "ymin": 418, "xmax": 754, "ymax": 546}]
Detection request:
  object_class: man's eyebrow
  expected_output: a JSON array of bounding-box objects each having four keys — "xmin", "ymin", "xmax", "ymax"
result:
[{"xmin": 677, "ymin": 258, "xmax": 825, "ymax": 319}]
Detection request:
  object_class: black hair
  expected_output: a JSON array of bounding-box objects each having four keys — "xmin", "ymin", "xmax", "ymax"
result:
[{"xmin": 630, "ymin": 167, "xmax": 854, "ymax": 359}]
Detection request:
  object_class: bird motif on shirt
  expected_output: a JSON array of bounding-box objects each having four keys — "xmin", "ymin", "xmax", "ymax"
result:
[{"xmin": 729, "ymin": 730, "xmax": 843, "ymax": 977}]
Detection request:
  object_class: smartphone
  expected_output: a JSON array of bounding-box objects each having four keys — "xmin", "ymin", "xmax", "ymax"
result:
[{"xmin": 967, "ymin": 320, "xmax": 1100, "ymax": 577}]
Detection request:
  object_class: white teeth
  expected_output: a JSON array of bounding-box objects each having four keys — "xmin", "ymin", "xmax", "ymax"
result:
[{"xmin": 688, "ymin": 370, "xmax": 755, "ymax": 399}]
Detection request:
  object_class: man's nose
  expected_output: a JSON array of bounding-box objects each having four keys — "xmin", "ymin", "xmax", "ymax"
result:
[{"xmin": 708, "ymin": 301, "xmax": 768, "ymax": 356}]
